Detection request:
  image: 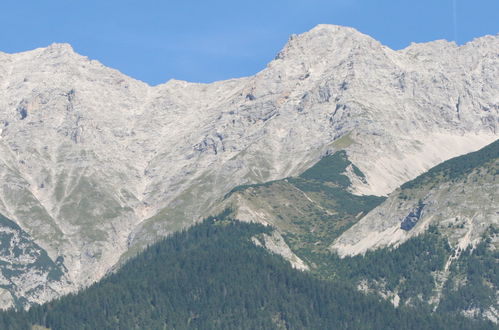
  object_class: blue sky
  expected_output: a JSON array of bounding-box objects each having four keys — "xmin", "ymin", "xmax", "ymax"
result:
[{"xmin": 1, "ymin": 0, "xmax": 498, "ymax": 85}]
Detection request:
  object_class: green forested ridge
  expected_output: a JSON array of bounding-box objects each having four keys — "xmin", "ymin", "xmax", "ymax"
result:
[
  {"xmin": 303, "ymin": 227, "xmax": 452, "ymax": 303},
  {"xmin": 299, "ymin": 150, "xmax": 364, "ymax": 188},
  {"xmin": 0, "ymin": 217, "xmax": 492, "ymax": 330},
  {"xmin": 298, "ymin": 225, "xmax": 498, "ymax": 318}
]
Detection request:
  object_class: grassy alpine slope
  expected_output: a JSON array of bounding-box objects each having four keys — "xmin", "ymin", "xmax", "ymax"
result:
[{"xmin": 219, "ymin": 150, "xmax": 385, "ymax": 256}]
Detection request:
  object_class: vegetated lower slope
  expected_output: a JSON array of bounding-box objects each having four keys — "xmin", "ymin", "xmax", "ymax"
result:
[
  {"xmin": 329, "ymin": 139, "xmax": 498, "ymax": 321},
  {"xmin": 0, "ymin": 216, "xmax": 493, "ymax": 330},
  {"xmin": 438, "ymin": 227, "xmax": 499, "ymax": 321},
  {"xmin": 313, "ymin": 225, "xmax": 498, "ymax": 322},
  {"xmin": 219, "ymin": 141, "xmax": 499, "ymax": 322},
  {"xmin": 218, "ymin": 150, "xmax": 385, "ymax": 264}
]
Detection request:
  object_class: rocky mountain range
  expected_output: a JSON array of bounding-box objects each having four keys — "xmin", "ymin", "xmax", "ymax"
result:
[{"xmin": 0, "ymin": 24, "xmax": 497, "ymax": 309}]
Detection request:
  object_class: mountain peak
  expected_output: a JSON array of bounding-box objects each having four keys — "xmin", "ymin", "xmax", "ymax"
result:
[
  {"xmin": 274, "ymin": 24, "xmax": 382, "ymax": 64},
  {"xmin": 46, "ymin": 42, "xmax": 74, "ymax": 51},
  {"xmin": 307, "ymin": 24, "xmax": 364, "ymax": 36},
  {"xmin": 0, "ymin": 43, "xmax": 78, "ymax": 59},
  {"xmin": 41, "ymin": 42, "xmax": 78, "ymax": 57},
  {"xmin": 292, "ymin": 24, "xmax": 377, "ymax": 46}
]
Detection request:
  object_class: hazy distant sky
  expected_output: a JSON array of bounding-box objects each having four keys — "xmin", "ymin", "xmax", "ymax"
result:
[{"xmin": 1, "ymin": 0, "xmax": 498, "ymax": 85}]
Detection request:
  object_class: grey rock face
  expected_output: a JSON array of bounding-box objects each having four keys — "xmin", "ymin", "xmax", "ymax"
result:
[
  {"xmin": 400, "ymin": 201, "xmax": 425, "ymax": 231},
  {"xmin": 0, "ymin": 25, "xmax": 497, "ymax": 307},
  {"xmin": 0, "ymin": 214, "xmax": 70, "ymax": 308}
]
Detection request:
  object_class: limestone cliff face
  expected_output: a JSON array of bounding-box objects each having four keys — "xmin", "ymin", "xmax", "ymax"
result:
[{"xmin": 0, "ymin": 25, "xmax": 497, "ymax": 307}]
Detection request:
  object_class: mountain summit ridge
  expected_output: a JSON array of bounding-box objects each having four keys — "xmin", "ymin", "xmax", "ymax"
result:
[{"xmin": 6, "ymin": 24, "xmax": 499, "ymax": 86}]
